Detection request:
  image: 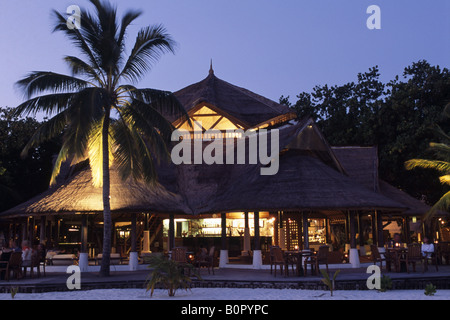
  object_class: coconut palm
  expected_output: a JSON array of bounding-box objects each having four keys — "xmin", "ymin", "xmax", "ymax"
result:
[
  {"xmin": 405, "ymin": 106, "xmax": 450, "ymax": 221},
  {"xmin": 14, "ymin": 0, "xmax": 188, "ymax": 277}
]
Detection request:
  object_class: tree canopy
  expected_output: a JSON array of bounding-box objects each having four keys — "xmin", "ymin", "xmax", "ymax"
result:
[{"xmin": 286, "ymin": 60, "xmax": 450, "ymax": 205}]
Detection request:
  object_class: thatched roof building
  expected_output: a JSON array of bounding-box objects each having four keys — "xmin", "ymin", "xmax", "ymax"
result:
[
  {"xmin": 332, "ymin": 146, "xmax": 431, "ymax": 216},
  {"xmin": 1, "ymin": 67, "xmax": 425, "ymax": 220},
  {"xmin": 1, "ymin": 119, "xmax": 407, "ymax": 218}
]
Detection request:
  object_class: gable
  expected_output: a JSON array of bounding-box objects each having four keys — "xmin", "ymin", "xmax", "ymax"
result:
[{"xmin": 175, "ymin": 103, "xmax": 247, "ymax": 133}]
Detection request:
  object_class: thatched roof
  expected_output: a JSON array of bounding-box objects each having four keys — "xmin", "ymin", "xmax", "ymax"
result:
[
  {"xmin": 332, "ymin": 146, "xmax": 431, "ymax": 216},
  {"xmin": 0, "ymin": 161, "xmax": 190, "ymax": 217},
  {"xmin": 331, "ymin": 147, "xmax": 379, "ymax": 192},
  {"xmin": 378, "ymin": 180, "xmax": 431, "ymax": 215},
  {"xmin": 171, "ymin": 68, "xmax": 294, "ymax": 127},
  {"xmin": 0, "ymin": 119, "xmax": 407, "ymax": 218}
]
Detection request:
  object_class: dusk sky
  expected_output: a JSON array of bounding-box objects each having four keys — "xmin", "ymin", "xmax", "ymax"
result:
[{"xmin": 1, "ymin": 0, "xmax": 449, "ymax": 120}]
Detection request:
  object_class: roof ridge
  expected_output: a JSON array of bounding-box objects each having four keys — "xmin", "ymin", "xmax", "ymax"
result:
[{"xmin": 214, "ymin": 76, "xmax": 287, "ymax": 114}]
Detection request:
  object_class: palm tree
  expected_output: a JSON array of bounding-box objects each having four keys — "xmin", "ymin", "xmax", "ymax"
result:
[
  {"xmin": 14, "ymin": 0, "xmax": 188, "ymax": 277},
  {"xmin": 405, "ymin": 106, "xmax": 450, "ymax": 221}
]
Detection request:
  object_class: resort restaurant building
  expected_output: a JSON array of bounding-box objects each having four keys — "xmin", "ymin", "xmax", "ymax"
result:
[{"xmin": 0, "ymin": 67, "xmax": 437, "ymax": 268}]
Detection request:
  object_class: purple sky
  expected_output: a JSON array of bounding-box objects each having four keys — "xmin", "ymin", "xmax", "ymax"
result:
[{"xmin": 1, "ymin": 1, "xmax": 449, "ymax": 120}]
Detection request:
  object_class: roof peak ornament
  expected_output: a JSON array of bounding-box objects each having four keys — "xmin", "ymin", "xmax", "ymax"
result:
[{"xmin": 209, "ymin": 59, "xmax": 214, "ymax": 75}]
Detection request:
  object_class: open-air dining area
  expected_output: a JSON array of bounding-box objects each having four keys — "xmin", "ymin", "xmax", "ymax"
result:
[
  {"xmin": 1, "ymin": 63, "xmax": 449, "ymax": 291},
  {"xmin": 0, "ymin": 0, "xmax": 449, "ymax": 305}
]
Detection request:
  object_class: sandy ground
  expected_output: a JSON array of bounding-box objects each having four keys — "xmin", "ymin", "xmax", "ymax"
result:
[{"xmin": 1, "ymin": 287, "xmax": 449, "ymax": 300}]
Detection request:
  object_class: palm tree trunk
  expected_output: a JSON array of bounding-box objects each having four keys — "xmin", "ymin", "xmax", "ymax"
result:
[{"xmin": 100, "ymin": 108, "xmax": 112, "ymax": 277}]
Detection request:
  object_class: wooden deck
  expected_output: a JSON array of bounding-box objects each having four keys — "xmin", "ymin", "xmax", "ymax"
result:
[{"xmin": 1, "ymin": 263, "xmax": 450, "ymax": 293}]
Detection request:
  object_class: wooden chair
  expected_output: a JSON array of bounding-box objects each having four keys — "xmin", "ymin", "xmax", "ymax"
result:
[
  {"xmin": 0, "ymin": 251, "xmax": 13, "ymax": 281},
  {"xmin": 39, "ymin": 257, "xmax": 46, "ymax": 277},
  {"xmin": 370, "ymin": 245, "xmax": 387, "ymax": 271},
  {"xmin": 269, "ymin": 246, "xmax": 287, "ymax": 277},
  {"xmin": 171, "ymin": 247, "xmax": 188, "ymax": 263},
  {"xmin": 399, "ymin": 244, "xmax": 422, "ymax": 273},
  {"xmin": 438, "ymin": 242, "xmax": 450, "ymax": 265},
  {"xmin": 195, "ymin": 246, "xmax": 215, "ymax": 275},
  {"xmin": 23, "ymin": 251, "xmax": 40, "ymax": 278},
  {"xmin": 171, "ymin": 247, "xmax": 190, "ymax": 275},
  {"xmin": 8, "ymin": 252, "xmax": 22, "ymax": 280},
  {"xmin": 304, "ymin": 245, "xmax": 329, "ymax": 276}
]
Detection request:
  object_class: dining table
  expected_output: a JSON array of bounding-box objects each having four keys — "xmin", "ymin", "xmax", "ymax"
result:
[
  {"xmin": 283, "ymin": 250, "xmax": 314, "ymax": 277},
  {"xmin": 385, "ymin": 247, "xmax": 408, "ymax": 272}
]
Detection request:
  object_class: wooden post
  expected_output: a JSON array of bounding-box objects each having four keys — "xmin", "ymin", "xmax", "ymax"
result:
[
  {"xmin": 371, "ymin": 211, "xmax": 377, "ymax": 246},
  {"xmin": 297, "ymin": 214, "xmax": 303, "ymax": 250},
  {"xmin": 219, "ymin": 212, "xmax": 229, "ymax": 268},
  {"xmin": 130, "ymin": 213, "xmax": 137, "ymax": 253},
  {"xmin": 39, "ymin": 216, "xmax": 46, "ymax": 245},
  {"xmin": 274, "ymin": 213, "xmax": 279, "ymax": 246},
  {"xmin": 254, "ymin": 211, "xmax": 260, "ymax": 251},
  {"xmin": 303, "ymin": 212, "xmax": 309, "ymax": 250},
  {"xmin": 349, "ymin": 210, "xmax": 360, "ymax": 267},
  {"xmin": 169, "ymin": 214, "xmax": 175, "ymax": 251},
  {"xmin": 286, "ymin": 217, "xmax": 290, "ymax": 250},
  {"xmin": 376, "ymin": 210, "xmax": 384, "ymax": 247},
  {"xmin": 128, "ymin": 213, "xmax": 139, "ymax": 271},
  {"xmin": 243, "ymin": 212, "xmax": 251, "ymax": 254},
  {"xmin": 81, "ymin": 215, "xmax": 88, "ymax": 253},
  {"xmin": 325, "ymin": 217, "xmax": 330, "ymax": 244},
  {"xmin": 349, "ymin": 211, "xmax": 357, "ymax": 249},
  {"xmin": 221, "ymin": 213, "xmax": 227, "ymax": 251},
  {"xmin": 29, "ymin": 216, "xmax": 35, "ymax": 243},
  {"xmin": 404, "ymin": 216, "xmax": 411, "ymax": 243},
  {"xmin": 252, "ymin": 211, "xmax": 263, "ymax": 269},
  {"xmin": 358, "ymin": 212, "xmax": 365, "ymax": 247}
]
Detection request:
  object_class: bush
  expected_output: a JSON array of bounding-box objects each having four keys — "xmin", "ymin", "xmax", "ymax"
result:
[
  {"xmin": 379, "ymin": 275, "xmax": 392, "ymax": 292},
  {"xmin": 424, "ymin": 283, "xmax": 437, "ymax": 296},
  {"xmin": 145, "ymin": 255, "xmax": 200, "ymax": 297},
  {"xmin": 320, "ymin": 269, "xmax": 340, "ymax": 297}
]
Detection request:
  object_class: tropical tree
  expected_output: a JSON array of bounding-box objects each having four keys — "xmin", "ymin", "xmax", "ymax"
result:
[
  {"xmin": 405, "ymin": 104, "xmax": 450, "ymax": 222},
  {"xmin": 14, "ymin": 0, "xmax": 188, "ymax": 277}
]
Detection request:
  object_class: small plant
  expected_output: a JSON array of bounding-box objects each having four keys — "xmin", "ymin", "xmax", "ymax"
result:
[
  {"xmin": 320, "ymin": 269, "xmax": 340, "ymax": 297},
  {"xmin": 10, "ymin": 287, "xmax": 19, "ymax": 299},
  {"xmin": 145, "ymin": 255, "xmax": 200, "ymax": 297},
  {"xmin": 424, "ymin": 283, "xmax": 436, "ymax": 296},
  {"xmin": 379, "ymin": 275, "xmax": 392, "ymax": 292}
]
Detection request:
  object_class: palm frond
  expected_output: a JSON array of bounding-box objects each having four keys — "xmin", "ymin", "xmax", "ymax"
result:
[
  {"xmin": 52, "ymin": 9, "xmax": 103, "ymax": 74},
  {"xmin": 431, "ymin": 124, "xmax": 450, "ymax": 144},
  {"xmin": 111, "ymin": 117, "xmax": 157, "ymax": 185},
  {"xmin": 122, "ymin": 98, "xmax": 175, "ymax": 150},
  {"xmin": 126, "ymin": 86, "xmax": 188, "ymax": 120},
  {"xmin": 87, "ymin": 119, "xmax": 114, "ymax": 188},
  {"xmin": 443, "ymin": 102, "xmax": 450, "ymax": 119},
  {"xmin": 64, "ymin": 56, "xmax": 104, "ymax": 85},
  {"xmin": 118, "ymin": 25, "xmax": 176, "ymax": 83},
  {"xmin": 404, "ymin": 159, "xmax": 450, "ymax": 174},
  {"xmin": 16, "ymin": 72, "xmax": 88, "ymax": 99},
  {"xmin": 117, "ymin": 9, "xmax": 142, "ymax": 49},
  {"xmin": 439, "ymin": 175, "xmax": 450, "ymax": 185},
  {"xmin": 14, "ymin": 93, "xmax": 76, "ymax": 117},
  {"xmin": 21, "ymin": 110, "xmax": 68, "ymax": 158},
  {"xmin": 424, "ymin": 190, "xmax": 450, "ymax": 221},
  {"xmin": 428, "ymin": 142, "xmax": 450, "ymax": 162},
  {"xmin": 49, "ymin": 142, "xmax": 70, "ymax": 186},
  {"xmin": 63, "ymin": 87, "xmax": 107, "ymax": 161}
]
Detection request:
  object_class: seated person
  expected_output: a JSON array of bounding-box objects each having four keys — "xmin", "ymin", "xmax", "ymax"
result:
[
  {"xmin": 421, "ymin": 236, "xmax": 434, "ymax": 259},
  {"xmin": 21, "ymin": 240, "xmax": 33, "ymax": 268},
  {"xmin": 389, "ymin": 233, "xmax": 403, "ymax": 248}
]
